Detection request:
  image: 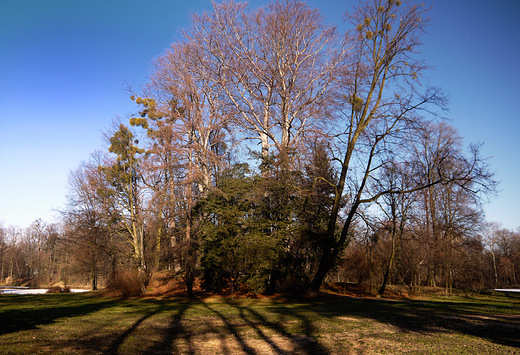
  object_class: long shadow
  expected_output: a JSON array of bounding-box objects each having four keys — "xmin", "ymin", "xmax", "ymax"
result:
[
  {"xmin": 144, "ymin": 300, "xmax": 193, "ymax": 355},
  {"xmin": 53, "ymin": 299, "xmax": 192, "ymax": 354},
  {"xmin": 198, "ymin": 308, "xmax": 234, "ymax": 355},
  {"xmin": 229, "ymin": 300, "xmax": 329, "ymax": 355},
  {"xmin": 0, "ymin": 294, "xmax": 120, "ymax": 335},
  {"xmin": 300, "ymin": 294, "xmax": 520, "ymax": 348},
  {"xmin": 202, "ymin": 301, "xmax": 258, "ymax": 355},
  {"xmin": 102, "ymin": 302, "xmax": 168, "ymax": 355},
  {"xmin": 236, "ymin": 305, "xmax": 288, "ymax": 355}
]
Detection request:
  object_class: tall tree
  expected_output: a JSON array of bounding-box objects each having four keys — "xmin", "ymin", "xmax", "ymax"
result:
[
  {"xmin": 306, "ymin": 0, "xmax": 442, "ymax": 295},
  {"xmin": 131, "ymin": 33, "xmax": 235, "ymax": 295},
  {"xmin": 100, "ymin": 124, "xmax": 148, "ymax": 289},
  {"xmin": 187, "ymin": 0, "xmax": 342, "ymax": 159},
  {"xmin": 303, "ymin": 0, "xmax": 499, "ymax": 296},
  {"xmin": 372, "ymin": 161, "xmax": 415, "ymax": 297}
]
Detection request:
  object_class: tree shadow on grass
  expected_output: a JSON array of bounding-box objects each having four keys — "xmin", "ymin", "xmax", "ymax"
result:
[
  {"xmin": 200, "ymin": 299, "xmax": 329, "ymax": 355},
  {"xmin": 202, "ymin": 301, "xmax": 260, "ymax": 355},
  {"xmin": 229, "ymin": 300, "xmax": 330, "ymax": 355},
  {"xmin": 0, "ymin": 294, "xmax": 120, "ymax": 336},
  {"xmin": 143, "ymin": 300, "xmax": 194, "ymax": 355},
  {"xmin": 66, "ymin": 299, "xmax": 193, "ymax": 355},
  {"xmin": 305, "ymin": 294, "xmax": 520, "ymax": 349},
  {"xmin": 99, "ymin": 295, "xmax": 519, "ymax": 353},
  {"xmin": 101, "ymin": 302, "xmax": 168, "ymax": 355}
]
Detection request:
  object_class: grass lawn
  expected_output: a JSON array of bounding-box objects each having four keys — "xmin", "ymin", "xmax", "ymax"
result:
[{"xmin": 0, "ymin": 291, "xmax": 519, "ymax": 354}]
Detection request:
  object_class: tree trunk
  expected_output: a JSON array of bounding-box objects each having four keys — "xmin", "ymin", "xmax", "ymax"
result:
[
  {"xmin": 91, "ymin": 262, "xmax": 97, "ymax": 291},
  {"xmin": 377, "ymin": 242, "xmax": 396, "ymax": 298},
  {"xmin": 491, "ymin": 252, "xmax": 498, "ymax": 286},
  {"xmin": 155, "ymin": 224, "xmax": 162, "ymax": 270}
]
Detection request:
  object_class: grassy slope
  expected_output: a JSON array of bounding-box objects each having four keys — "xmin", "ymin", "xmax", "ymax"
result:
[{"xmin": 0, "ymin": 290, "xmax": 519, "ymax": 354}]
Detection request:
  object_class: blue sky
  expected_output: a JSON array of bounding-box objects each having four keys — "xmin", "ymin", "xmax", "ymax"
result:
[{"xmin": 1, "ymin": 0, "xmax": 519, "ymax": 230}]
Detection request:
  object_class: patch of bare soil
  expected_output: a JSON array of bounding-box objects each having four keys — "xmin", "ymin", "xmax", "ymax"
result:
[{"xmin": 144, "ymin": 270, "xmax": 204, "ymax": 298}]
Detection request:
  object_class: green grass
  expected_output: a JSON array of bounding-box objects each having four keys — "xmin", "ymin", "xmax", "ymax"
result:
[{"xmin": 0, "ymin": 292, "xmax": 519, "ymax": 354}]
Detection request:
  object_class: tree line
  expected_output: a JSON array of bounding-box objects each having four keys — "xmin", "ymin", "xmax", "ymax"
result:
[{"xmin": 2, "ymin": 0, "xmax": 511, "ymax": 297}]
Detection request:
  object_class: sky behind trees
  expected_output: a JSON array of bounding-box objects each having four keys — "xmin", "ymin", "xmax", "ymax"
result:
[{"xmin": 1, "ymin": 0, "xmax": 519, "ymax": 230}]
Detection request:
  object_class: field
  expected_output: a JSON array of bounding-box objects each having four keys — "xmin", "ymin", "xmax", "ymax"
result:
[{"xmin": 0, "ymin": 287, "xmax": 519, "ymax": 355}]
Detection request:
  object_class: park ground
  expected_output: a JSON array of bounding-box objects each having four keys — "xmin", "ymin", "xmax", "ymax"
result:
[{"xmin": 0, "ymin": 274, "xmax": 519, "ymax": 354}]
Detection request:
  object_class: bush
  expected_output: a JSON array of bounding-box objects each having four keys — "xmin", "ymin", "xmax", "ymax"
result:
[
  {"xmin": 107, "ymin": 270, "xmax": 144, "ymax": 297},
  {"xmin": 46, "ymin": 286, "xmax": 71, "ymax": 293}
]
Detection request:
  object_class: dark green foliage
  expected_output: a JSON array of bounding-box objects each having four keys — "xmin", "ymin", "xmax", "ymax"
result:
[
  {"xmin": 196, "ymin": 145, "xmax": 340, "ymax": 295},
  {"xmin": 298, "ymin": 142, "xmax": 339, "ymax": 262},
  {"xmin": 101, "ymin": 124, "xmax": 145, "ymax": 198},
  {"xmin": 197, "ymin": 163, "xmax": 280, "ymax": 293}
]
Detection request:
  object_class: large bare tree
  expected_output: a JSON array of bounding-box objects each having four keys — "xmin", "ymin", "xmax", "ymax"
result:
[
  {"xmin": 306, "ymin": 0, "xmax": 452, "ymax": 295},
  {"xmin": 186, "ymin": 0, "xmax": 343, "ymax": 159},
  {"xmin": 130, "ymin": 36, "xmax": 234, "ymax": 296}
]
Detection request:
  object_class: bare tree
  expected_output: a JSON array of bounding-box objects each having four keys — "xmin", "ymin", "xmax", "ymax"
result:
[
  {"xmin": 372, "ymin": 161, "xmax": 415, "ymax": 297},
  {"xmin": 63, "ymin": 154, "xmax": 117, "ymax": 290},
  {"xmin": 186, "ymin": 0, "xmax": 343, "ymax": 159},
  {"xmin": 306, "ymin": 0, "xmax": 442, "ymax": 295},
  {"xmin": 130, "ymin": 37, "xmax": 234, "ymax": 295},
  {"xmin": 145, "ymin": 37, "xmax": 232, "ymax": 194},
  {"xmin": 408, "ymin": 122, "xmax": 495, "ymax": 290}
]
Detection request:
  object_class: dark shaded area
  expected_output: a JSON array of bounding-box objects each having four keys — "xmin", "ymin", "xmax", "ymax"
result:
[
  {"xmin": 226, "ymin": 300, "xmax": 329, "ymax": 354},
  {"xmin": 0, "ymin": 294, "xmax": 119, "ymax": 336},
  {"xmin": 296, "ymin": 293, "xmax": 520, "ymax": 349},
  {"xmin": 143, "ymin": 301, "xmax": 193, "ymax": 355}
]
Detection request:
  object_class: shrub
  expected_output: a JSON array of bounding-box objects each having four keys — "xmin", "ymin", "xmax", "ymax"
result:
[
  {"xmin": 106, "ymin": 270, "xmax": 143, "ymax": 297},
  {"xmin": 46, "ymin": 286, "xmax": 71, "ymax": 293}
]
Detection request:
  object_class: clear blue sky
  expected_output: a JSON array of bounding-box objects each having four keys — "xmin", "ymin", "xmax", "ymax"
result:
[{"xmin": 1, "ymin": 0, "xmax": 519, "ymax": 230}]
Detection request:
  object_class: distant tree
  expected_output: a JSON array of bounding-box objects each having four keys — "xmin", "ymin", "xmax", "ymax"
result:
[
  {"xmin": 63, "ymin": 154, "xmax": 117, "ymax": 290},
  {"xmin": 482, "ymin": 224, "xmax": 519, "ymax": 286},
  {"xmin": 0, "ymin": 223, "xmax": 6, "ymax": 280},
  {"xmin": 409, "ymin": 122, "xmax": 495, "ymax": 291},
  {"xmin": 25, "ymin": 219, "xmax": 61, "ymax": 285},
  {"xmin": 372, "ymin": 161, "xmax": 415, "ymax": 298},
  {"xmin": 5, "ymin": 227, "xmax": 20, "ymax": 280}
]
